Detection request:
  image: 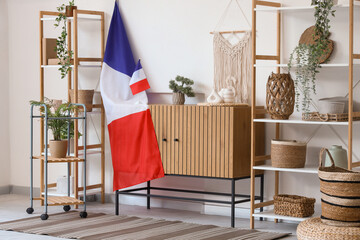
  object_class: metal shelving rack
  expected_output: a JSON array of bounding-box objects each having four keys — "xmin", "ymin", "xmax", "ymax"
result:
[
  {"xmin": 249, "ymin": 0, "xmax": 360, "ymax": 229},
  {"xmin": 27, "ymin": 103, "xmax": 88, "ymax": 220},
  {"xmin": 38, "ymin": 9, "xmax": 105, "ymax": 205}
]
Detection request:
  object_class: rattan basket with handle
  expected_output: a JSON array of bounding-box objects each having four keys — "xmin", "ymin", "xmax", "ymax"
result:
[
  {"xmin": 274, "ymin": 194, "xmax": 315, "ymax": 218},
  {"xmin": 318, "ymin": 148, "xmax": 360, "ymax": 227}
]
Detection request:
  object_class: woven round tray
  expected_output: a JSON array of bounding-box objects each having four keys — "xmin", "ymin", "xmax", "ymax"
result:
[
  {"xmin": 297, "ymin": 217, "xmax": 360, "ymax": 240},
  {"xmin": 197, "ymin": 103, "xmax": 248, "ymax": 107},
  {"xmin": 299, "ymin": 26, "xmax": 334, "ymax": 64}
]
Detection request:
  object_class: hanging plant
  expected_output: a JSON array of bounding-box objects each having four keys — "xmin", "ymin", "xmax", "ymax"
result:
[
  {"xmin": 54, "ymin": 0, "xmax": 75, "ymax": 79},
  {"xmin": 288, "ymin": 0, "xmax": 335, "ymax": 113}
]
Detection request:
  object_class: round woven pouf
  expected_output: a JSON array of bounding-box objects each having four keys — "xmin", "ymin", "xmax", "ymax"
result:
[{"xmin": 297, "ymin": 217, "xmax": 360, "ymax": 240}]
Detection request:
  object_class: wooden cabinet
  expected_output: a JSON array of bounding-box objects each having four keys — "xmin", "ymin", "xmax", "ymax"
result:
[{"xmin": 149, "ymin": 105, "xmax": 264, "ymax": 179}]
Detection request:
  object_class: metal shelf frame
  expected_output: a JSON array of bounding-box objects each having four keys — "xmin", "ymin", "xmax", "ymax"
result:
[
  {"xmin": 29, "ymin": 103, "xmax": 87, "ymax": 219},
  {"xmin": 116, "ymin": 174, "xmax": 265, "ymax": 228},
  {"xmin": 250, "ymin": 0, "xmax": 359, "ymax": 229}
]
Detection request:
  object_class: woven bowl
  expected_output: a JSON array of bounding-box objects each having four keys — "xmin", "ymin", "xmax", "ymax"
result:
[{"xmin": 318, "ymin": 98, "xmax": 345, "ymax": 114}]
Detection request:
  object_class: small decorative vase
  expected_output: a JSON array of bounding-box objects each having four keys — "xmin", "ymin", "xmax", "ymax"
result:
[
  {"xmin": 266, "ymin": 72, "xmax": 295, "ymax": 120},
  {"xmin": 65, "ymin": 6, "xmax": 77, "ymax": 17},
  {"xmin": 207, "ymin": 89, "xmax": 223, "ymax": 103},
  {"xmin": 325, "ymin": 145, "xmax": 348, "ymax": 169},
  {"xmin": 52, "ymin": 99, "xmax": 62, "ymax": 111},
  {"xmin": 219, "ymin": 87, "xmax": 236, "ymax": 103},
  {"xmin": 172, "ymin": 92, "xmax": 185, "ymax": 105}
]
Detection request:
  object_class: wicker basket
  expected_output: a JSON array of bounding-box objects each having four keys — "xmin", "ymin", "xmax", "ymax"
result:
[
  {"xmin": 319, "ymin": 148, "xmax": 360, "ymax": 227},
  {"xmin": 297, "ymin": 217, "xmax": 360, "ymax": 240},
  {"xmin": 266, "ymin": 73, "xmax": 295, "ymax": 120},
  {"xmin": 69, "ymin": 89, "xmax": 94, "ymax": 112},
  {"xmin": 274, "ymin": 194, "xmax": 315, "ymax": 218},
  {"xmin": 271, "ymin": 140, "xmax": 307, "ymax": 168},
  {"xmin": 302, "ymin": 112, "xmax": 360, "ymax": 122}
]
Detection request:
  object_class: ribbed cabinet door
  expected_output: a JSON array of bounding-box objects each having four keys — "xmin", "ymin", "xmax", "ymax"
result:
[{"xmin": 149, "ymin": 105, "xmax": 167, "ymax": 173}]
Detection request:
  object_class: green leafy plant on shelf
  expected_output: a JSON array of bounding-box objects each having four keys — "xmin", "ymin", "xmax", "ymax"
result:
[
  {"xmin": 288, "ymin": 0, "xmax": 335, "ymax": 113},
  {"xmin": 54, "ymin": 0, "xmax": 75, "ymax": 79},
  {"xmin": 169, "ymin": 75, "xmax": 195, "ymax": 97},
  {"xmin": 30, "ymin": 98, "xmax": 79, "ymax": 141}
]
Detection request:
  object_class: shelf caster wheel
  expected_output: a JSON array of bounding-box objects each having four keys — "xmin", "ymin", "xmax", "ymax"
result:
[
  {"xmin": 63, "ymin": 205, "xmax": 71, "ymax": 212},
  {"xmin": 26, "ymin": 207, "xmax": 34, "ymax": 214},
  {"xmin": 40, "ymin": 214, "xmax": 48, "ymax": 220},
  {"xmin": 80, "ymin": 211, "xmax": 87, "ymax": 218}
]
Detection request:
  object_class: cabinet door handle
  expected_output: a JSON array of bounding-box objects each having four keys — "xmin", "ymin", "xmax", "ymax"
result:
[
  {"xmin": 174, "ymin": 138, "xmax": 179, "ymax": 142},
  {"xmin": 162, "ymin": 138, "xmax": 167, "ymax": 142}
]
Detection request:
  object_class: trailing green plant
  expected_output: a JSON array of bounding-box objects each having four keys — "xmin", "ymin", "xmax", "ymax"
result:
[
  {"xmin": 288, "ymin": 0, "xmax": 335, "ymax": 113},
  {"xmin": 54, "ymin": 0, "xmax": 75, "ymax": 79},
  {"xmin": 30, "ymin": 98, "xmax": 78, "ymax": 141},
  {"xmin": 169, "ymin": 75, "xmax": 195, "ymax": 97}
]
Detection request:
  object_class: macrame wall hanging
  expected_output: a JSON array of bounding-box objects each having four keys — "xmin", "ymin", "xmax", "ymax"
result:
[{"xmin": 211, "ymin": 0, "xmax": 252, "ymax": 104}]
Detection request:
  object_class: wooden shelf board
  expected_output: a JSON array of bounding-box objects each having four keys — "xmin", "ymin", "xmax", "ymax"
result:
[
  {"xmin": 41, "ymin": 16, "xmax": 101, "ymax": 21},
  {"xmin": 254, "ymin": 63, "xmax": 360, "ymax": 68},
  {"xmin": 253, "ymin": 210, "xmax": 316, "ymax": 222},
  {"xmin": 33, "ymin": 156, "xmax": 84, "ymax": 163},
  {"xmin": 253, "ymin": 118, "xmax": 360, "ymax": 126},
  {"xmin": 253, "ymin": 163, "xmax": 318, "ymax": 174},
  {"xmin": 40, "ymin": 196, "xmax": 84, "ymax": 206},
  {"xmin": 41, "ymin": 64, "xmax": 101, "ymax": 68},
  {"xmin": 254, "ymin": 4, "xmax": 360, "ymax": 12}
]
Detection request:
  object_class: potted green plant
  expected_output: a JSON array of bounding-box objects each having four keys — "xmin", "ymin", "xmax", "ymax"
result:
[
  {"xmin": 65, "ymin": 0, "xmax": 77, "ymax": 17},
  {"xmin": 169, "ymin": 75, "xmax": 195, "ymax": 105},
  {"xmin": 288, "ymin": 0, "xmax": 335, "ymax": 113},
  {"xmin": 30, "ymin": 98, "xmax": 77, "ymax": 158},
  {"xmin": 54, "ymin": 0, "xmax": 76, "ymax": 79}
]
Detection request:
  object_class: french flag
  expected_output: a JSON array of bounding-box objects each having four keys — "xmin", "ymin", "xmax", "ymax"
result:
[{"xmin": 100, "ymin": 2, "xmax": 164, "ymax": 191}]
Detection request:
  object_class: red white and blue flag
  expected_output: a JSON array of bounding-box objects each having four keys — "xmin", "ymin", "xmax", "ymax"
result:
[{"xmin": 100, "ymin": 2, "xmax": 164, "ymax": 191}]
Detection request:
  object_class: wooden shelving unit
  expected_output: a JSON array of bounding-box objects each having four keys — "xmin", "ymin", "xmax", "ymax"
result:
[
  {"xmin": 38, "ymin": 9, "xmax": 105, "ymax": 205},
  {"xmin": 250, "ymin": 0, "xmax": 360, "ymax": 229}
]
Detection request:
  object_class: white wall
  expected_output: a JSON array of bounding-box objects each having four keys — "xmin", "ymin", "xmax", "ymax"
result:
[
  {"xmin": 5, "ymin": 0, "xmax": 360, "ymax": 216},
  {"xmin": 0, "ymin": 0, "xmax": 10, "ymax": 189}
]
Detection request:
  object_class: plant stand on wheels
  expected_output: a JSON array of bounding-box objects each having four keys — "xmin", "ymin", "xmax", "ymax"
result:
[{"xmin": 27, "ymin": 103, "xmax": 88, "ymax": 220}]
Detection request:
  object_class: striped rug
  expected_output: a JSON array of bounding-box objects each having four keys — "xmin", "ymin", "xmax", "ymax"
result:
[{"xmin": 0, "ymin": 212, "xmax": 289, "ymax": 239}]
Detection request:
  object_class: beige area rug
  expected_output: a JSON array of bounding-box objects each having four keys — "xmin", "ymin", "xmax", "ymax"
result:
[{"xmin": 0, "ymin": 211, "xmax": 290, "ymax": 240}]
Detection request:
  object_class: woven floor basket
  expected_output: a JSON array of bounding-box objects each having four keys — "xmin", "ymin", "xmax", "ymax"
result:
[
  {"xmin": 274, "ymin": 194, "xmax": 315, "ymax": 218},
  {"xmin": 266, "ymin": 73, "xmax": 295, "ymax": 120},
  {"xmin": 319, "ymin": 148, "xmax": 360, "ymax": 227},
  {"xmin": 297, "ymin": 217, "xmax": 360, "ymax": 240},
  {"xmin": 271, "ymin": 140, "xmax": 307, "ymax": 168}
]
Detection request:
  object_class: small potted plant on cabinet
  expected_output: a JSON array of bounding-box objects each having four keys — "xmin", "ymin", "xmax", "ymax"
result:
[
  {"xmin": 169, "ymin": 75, "xmax": 195, "ymax": 105},
  {"xmin": 30, "ymin": 98, "xmax": 77, "ymax": 158}
]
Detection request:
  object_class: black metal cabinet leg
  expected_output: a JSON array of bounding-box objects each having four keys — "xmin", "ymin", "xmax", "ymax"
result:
[
  {"xmin": 147, "ymin": 181, "xmax": 151, "ymax": 209},
  {"xmin": 231, "ymin": 179, "xmax": 235, "ymax": 228},
  {"xmin": 115, "ymin": 190, "xmax": 119, "ymax": 215},
  {"xmin": 260, "ymin": 175, "xmax": 264, "ymax": 221}
]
